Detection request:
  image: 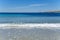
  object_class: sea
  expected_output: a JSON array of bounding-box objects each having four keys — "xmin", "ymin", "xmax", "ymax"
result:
[
  {"xmin": 0, "ymin": 12, "xmax": 60, "ymax": 40},
  {"xmin": 0, "ymin": 12, "xmax": 60, "ymax": 23}
]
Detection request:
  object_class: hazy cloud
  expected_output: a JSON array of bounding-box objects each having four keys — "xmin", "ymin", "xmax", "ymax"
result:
[
  {"xmin": 0, "ymin": 4, "xmax": 46, "ymax": 12},
  {"xmin": 14, "ymin": 4, "xmax": 46, "ymax": 9},
  {"xmin": 29, "ymin": 4, "xmax": 45, "ymax": 7}
]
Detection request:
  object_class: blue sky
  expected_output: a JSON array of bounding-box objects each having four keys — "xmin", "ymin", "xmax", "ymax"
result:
[{"xmin": 0, "ymin": 0, "xmax": 60, "ymax": 12}]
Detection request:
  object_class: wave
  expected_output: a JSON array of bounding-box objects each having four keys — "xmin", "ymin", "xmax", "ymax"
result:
[{"xmin": 0, "ymin": 23, "xmax": 60, "ymax": 29}]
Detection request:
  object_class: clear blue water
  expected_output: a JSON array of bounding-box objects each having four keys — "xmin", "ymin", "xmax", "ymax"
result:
[
  {"xmin": 0, "ymin": 12, "xmax": 60, "ymax": 23},
  {"xmin": 0, "ymin": 13, "xmax": 60, "ymax": 40}
]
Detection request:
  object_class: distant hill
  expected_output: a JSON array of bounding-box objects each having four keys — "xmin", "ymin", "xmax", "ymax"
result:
[{"xmin": 47, "ymin": 10, "xmax": 60, "ymax": 12}]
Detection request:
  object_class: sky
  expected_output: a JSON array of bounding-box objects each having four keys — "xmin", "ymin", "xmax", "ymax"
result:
[{"xmin": 0, "ymin": 0, "xmax": 60, "ymax": 12}]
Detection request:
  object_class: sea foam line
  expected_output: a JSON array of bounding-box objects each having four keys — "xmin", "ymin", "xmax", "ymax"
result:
[{"xmin": 0, "ymin": 23, "xmax": 60, "ymax": 29}]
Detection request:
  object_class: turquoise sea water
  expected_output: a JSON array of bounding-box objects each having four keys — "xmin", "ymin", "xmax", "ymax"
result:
[
  {"xmin": 0, "ymin": 12, "xmax": 60, "ymax": 23},
  {"xmin": 0, "ymin": 13, "xmax": 60, "ymax": 40}
]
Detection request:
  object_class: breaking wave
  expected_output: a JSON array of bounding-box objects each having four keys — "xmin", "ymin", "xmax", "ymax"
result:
[{"xmin": 0, "ymin": 23, "xmax": 60, "ymax": 29}]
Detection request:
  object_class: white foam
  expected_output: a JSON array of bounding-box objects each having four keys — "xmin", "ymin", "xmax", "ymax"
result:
[{"xmin": 0, "ymin": 23, "xmax": 60, "ymax": 29}]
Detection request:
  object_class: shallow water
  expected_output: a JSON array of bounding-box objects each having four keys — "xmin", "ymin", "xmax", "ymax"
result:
[{"xmin": 0, "ymin": 27, "xmax": 60, "ymax": 40}]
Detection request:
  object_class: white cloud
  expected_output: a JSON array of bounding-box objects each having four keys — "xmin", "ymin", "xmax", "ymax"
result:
[
  {"xmin": 0, "ymin": 4, "xmax": 46, "ymax": 12},
  {"xmin": 29, "ymin": 4, "xmax": 45, "ymax": 7},
  {"xmin": 14, "ymin": 4, "xmax": 46, "ymax": 9}
]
